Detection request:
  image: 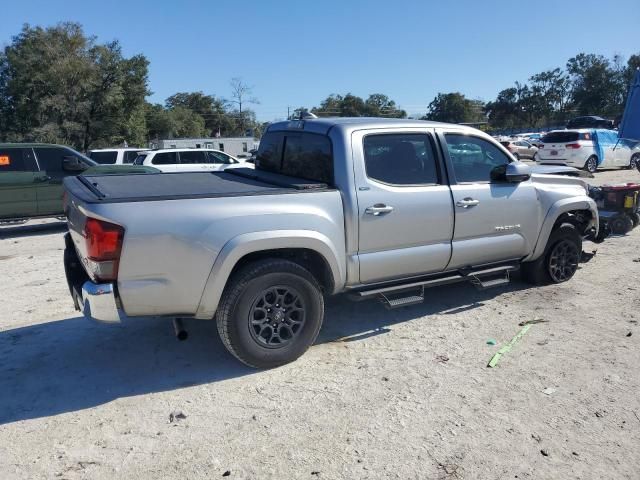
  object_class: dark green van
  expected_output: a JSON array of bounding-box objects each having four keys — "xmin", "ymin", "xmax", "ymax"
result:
[
  {"xmin": 0, "ymin": 143, "xmax": 161, "ymax": 221},
  {"xmin": 0, "ymin": 143, "xmax": 96, "ymax": 221}
]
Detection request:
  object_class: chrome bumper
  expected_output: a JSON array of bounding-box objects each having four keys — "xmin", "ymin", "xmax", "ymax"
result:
[{"xmin": 81, "ymin": 281, "xmax": 123, "ymax": 324}]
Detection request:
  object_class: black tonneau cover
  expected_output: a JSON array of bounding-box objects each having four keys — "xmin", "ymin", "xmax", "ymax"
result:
[{"xmin": 65, "ymin": 168, "xmax": 330, "ymax": 204}]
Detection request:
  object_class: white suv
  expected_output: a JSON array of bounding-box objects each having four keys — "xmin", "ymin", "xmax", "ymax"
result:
[
  {"xmin": 89, "ymin": 148, "xmax": 146, "ymax": 165},
  {"xmin": 132, "ymin": 148, "xmax": 252, "ymax": 173},
  {"xmin": 536, "ymin": 129, "xmax": 640, "ymax": 173}
]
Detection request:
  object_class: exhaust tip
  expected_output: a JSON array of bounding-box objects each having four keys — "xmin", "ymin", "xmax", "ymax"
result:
[{"xmin": 173, "ymin": 318, "xmax": 188, "ymax": 341}]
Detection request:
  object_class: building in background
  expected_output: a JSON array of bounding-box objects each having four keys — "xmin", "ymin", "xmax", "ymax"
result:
[{"xmin": 149, "ymin": 137, "xmax": 259, "ymax": 157}]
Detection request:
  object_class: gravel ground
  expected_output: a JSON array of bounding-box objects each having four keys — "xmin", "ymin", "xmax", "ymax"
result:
[{"xmin": 1, "ymin": 168, "xmax": 639, "ymax": 479}]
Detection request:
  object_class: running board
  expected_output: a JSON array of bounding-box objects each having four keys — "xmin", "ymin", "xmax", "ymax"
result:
[
  {"xmin": 352, "ymin": 264, "xmax": 518, "ymax": 309},
  {"xmin": 469, "ymin": 270, "xmax": 511, "ymax": 290}
]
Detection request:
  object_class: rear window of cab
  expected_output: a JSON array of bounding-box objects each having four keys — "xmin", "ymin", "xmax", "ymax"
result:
[{"xmin": 256, "ymin": 131, "xmax": 333, "ymax": 184}]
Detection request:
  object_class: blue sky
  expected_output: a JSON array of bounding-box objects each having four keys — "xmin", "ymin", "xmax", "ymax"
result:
[{"xmin": 2, "ymin": 0, "xmax": 639, "ymax": 121}]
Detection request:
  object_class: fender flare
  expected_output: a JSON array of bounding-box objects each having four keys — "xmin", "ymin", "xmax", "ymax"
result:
[
  {"xmin": 526, "ymin": 196, "xmax": 598, "ymax": 262},
  {"xmin": 194, "ymin": 230, "xmax": 345, "ymax": 319}
]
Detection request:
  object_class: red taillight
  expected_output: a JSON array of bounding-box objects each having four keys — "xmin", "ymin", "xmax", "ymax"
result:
[
  {"xmin": 83, "ymin": 218, "xmax": 124, "ymax": 281},
  {"xmin": 565, "ymin": 143, "xmax": 581, "ymax": 149}
]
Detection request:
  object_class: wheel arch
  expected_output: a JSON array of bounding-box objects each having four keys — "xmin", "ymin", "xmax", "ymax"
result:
[
  {"xmin": 526, "ymin": 197, "xmax": 598, "ymax": 262},
  {"xmin": 195, "ymin": 230, "xmax": 345, "ymax": 319}
]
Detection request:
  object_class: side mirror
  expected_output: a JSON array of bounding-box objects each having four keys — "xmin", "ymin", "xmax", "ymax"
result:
[
  {"xmin": 491, "ymin": 162, "xmax": 531, "ymax": 183},
  {"xmin": 506, "ymin": 162, "xmax": 531, "ymax": 182},
  {"xmin": 63, "ymin": 156, "xmax": 86, "ymax": 172}
]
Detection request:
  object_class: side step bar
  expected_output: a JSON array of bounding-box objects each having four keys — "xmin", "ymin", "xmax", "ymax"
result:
[{"xmin": 352, "ymin": 264, "xmax": 518, "ymax": 310}]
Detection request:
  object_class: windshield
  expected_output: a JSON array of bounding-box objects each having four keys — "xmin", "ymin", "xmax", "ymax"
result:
[
  {"xmin": 541, "ymin": 132, "xmax": 580, "ymax": 143},
  {"xmin": 63, "ymin": 147, "xmax": 96, "ymax": 166}
]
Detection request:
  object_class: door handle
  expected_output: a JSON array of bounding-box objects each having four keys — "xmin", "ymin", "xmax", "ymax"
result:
[
  {"xmin": 365, "ymin": 204, "xmax": 394, "ymax": 216},
  {"xmin": 35, "ymin": 175, "xmax": 52, "ymax": 183},
  {"xmin": 456, "ymin": 198, "xmax": 480, "ymax": 208}
]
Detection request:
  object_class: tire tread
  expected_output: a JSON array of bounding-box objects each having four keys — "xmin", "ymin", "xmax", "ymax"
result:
[{"xmin": 216, "ymin": 259, "xmax": 323, "ymax": 368}]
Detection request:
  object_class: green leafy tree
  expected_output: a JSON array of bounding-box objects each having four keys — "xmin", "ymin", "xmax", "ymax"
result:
[
  {"xmin": 423, "ymin": 92, "xmax": 485, "ymax": 124},
  {"xmin": 166, "ymin": 91, "xmax": 234, "ymax": 136},
  {"xmin": 364, "ymin": 94, "xmax": 406, "ymax": 118},
  {"xmin": 311, "ymin": 93, "xmax": 406, "ymax": 118},
  {"xmin": 0, "ymin": 22, "xmax": 149, "ymax": 150},
  {"xmin": 167, "ymin": 106, "xmax": 207, "ymax": 138},
  {"xmin": 566, "ymin": 53, "xmax": 620, "ymax": 116},
  {"xmin": 145, "ymin": 103, "xmax": 173, "ymax": 140}
]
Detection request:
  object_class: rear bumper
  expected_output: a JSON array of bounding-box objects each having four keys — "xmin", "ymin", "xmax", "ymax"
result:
[
  {"xmin": 81, "ymin": 281, "xmax": 123, "ymax": 323},
  {"xmin": 64, "ymin": 232, "xmax": 124, "ymax": 324}
]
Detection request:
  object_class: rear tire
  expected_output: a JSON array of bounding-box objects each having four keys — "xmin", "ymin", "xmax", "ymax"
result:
[
  {"xmin": 631, "ymin": 153, "xmax": 640, "ymax": 171},
  {"xmin": 584, "ymin": 155, "xmax": 598, "ymax": 173},
  {"xmin": 631, "ymin": 212, "xmax": 640, "ymax": 228},
  {"xmin": 216, "ymin": 259, "xmax": 324, "ymax": 369},
  {"xmin": 521, "ymin": 223, "xmax": 582, "ymax": 285}
]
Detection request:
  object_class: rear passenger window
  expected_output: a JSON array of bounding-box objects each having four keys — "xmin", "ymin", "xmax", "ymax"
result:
[
  {"xmin": 445, "ymin": 134, "xmax": 511, "ymax": 183},
  {"xmin": 152, "ymin": 152, "xmax": 178, "ymax": 165},
  {"xmin": 179, "ymin": 151, "xmax": 207, "ymax": 164},
  {"xmin": 363, "ymin": 134, "xmax": 439, "ymax": 185},
  {"xmin": 0, "ymin": 148, "xmax": 29, "ymax": 172}
]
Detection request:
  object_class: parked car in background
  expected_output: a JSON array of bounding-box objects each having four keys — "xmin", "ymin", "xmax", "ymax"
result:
[
  {"xmin": 132, "ymin": 148, "xmax": 252, "ymax": 172},
  {"xmin": 566, "ymin": 116, "xmax": 614, "ymax": 130},
  {"xmin": 63, "ymin": 118, "xmax": 599, "ymax": 368},
  {"xmin": 500, "ymin": 140, "xmax": 539, "ymax": 160},
  {"xmin": 0, "ymin": 144, "xmax": 160, "ymax": 223},
  {"xmin": 523, "ymin": 133, "xmax": 544, "ymax": 148},
  {"xmin": 536, "ymin": 129, "xmax": 640, "ymax": 173},
  {"xmin": 88, "ymin": 148, "xmax": 146, "ymax": 165},
  {"xmin": 0, "ymin": 143, "xmax": 95, "ymax": 222}
]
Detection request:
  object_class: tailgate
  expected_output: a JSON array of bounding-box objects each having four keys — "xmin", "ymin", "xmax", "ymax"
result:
[{"xmin": 540, "ymin": 143, "xmax": 566, "ymax": 158}]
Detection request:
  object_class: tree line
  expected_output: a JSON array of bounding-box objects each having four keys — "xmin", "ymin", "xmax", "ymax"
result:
[{"xmin": 0, "ymin": 23, "xmax": 264, "ymax": 151}]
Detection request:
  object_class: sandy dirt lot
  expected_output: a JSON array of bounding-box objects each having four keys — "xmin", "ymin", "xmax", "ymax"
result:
[{"xmin": 1, "ymin": 168, "xmax": 639, "ymax": 479}]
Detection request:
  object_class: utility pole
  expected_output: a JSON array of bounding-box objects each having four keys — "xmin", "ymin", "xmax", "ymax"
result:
[{"xmin": 287, "ymin": 106, "xmax": 290, "ymax": 120}]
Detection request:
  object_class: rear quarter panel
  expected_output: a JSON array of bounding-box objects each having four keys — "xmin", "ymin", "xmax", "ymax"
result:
[{"xmin": 82, "ymin": 191, "xmax": 345, "ymax": 317}]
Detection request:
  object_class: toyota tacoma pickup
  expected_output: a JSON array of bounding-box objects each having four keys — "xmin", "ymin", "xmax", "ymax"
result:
[{"xmin": 63, "ymin": 118, "xmax": 599, "ymax": 368}]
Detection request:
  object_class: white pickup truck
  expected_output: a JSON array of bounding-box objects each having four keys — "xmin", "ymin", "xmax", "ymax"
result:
[{"xmin": 63, "ymin": 118, "xmax": 599, "ymax": 368}]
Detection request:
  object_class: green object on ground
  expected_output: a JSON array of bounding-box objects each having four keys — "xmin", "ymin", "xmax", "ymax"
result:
[
  {"xmin": 486, "ymin": 339, "xmax": 497, "ymax": 345},
  {"xmin": 487, "ymin": 324, "xmax": 532, "ymax": 368}
]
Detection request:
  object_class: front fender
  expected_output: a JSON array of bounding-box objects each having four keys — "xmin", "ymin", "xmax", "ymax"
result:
[
  {"xmin": 526, "ymin": 196, "xmax": 598, "ymax": 262},
  {"xmin": 194, "ymin": 230, "xmax": 346, "ymax": 319}
]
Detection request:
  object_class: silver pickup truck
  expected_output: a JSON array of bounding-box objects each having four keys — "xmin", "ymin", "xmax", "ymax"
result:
[{"xmin": 63, "ymin": 118, "xmax": 599, "ymax": 368}]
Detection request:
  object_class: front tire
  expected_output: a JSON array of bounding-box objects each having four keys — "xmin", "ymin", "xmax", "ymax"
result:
[
  {"xmin": 521, "ymin": 223, "xmax": 582, "ymax": 285},
  {"xmin": 630, "ymin": 153, "xmax": 640, "ymax": 170},
  {"xmin": 216, "ymin": 259, "xmax": 324, "ymax": 369},
  {"xmin": 584, "ymin": 155, "xmax": 598, "ymax": 173}
]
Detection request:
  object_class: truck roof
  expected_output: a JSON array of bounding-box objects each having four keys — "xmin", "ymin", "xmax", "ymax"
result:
[{"xmin": 267, "ymin": 117, "xmax": 479, "ymax": 136}]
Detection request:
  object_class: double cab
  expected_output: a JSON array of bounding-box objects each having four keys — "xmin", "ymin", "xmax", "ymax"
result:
[{"xmin": 63, "ymin": 118, "xmax": 599, "ymax": 368}]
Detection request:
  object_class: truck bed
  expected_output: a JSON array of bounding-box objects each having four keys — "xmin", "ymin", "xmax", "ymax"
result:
[{"xmin": 64, "ymin": 167, "xmax": 330, "ymax": 204}]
